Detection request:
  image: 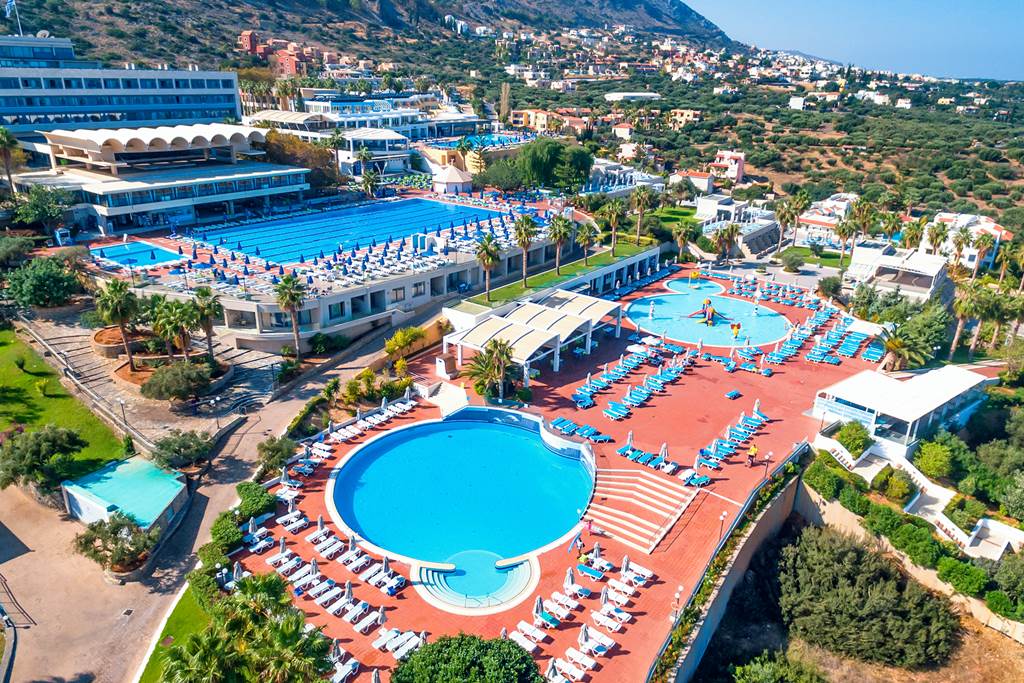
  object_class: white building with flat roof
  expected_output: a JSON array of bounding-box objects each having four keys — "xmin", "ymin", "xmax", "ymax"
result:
[
  {"xmin": 603, "ymin": 91, "xmax": 661, "ymax": 102},
  {"xmin": 920, "ymin": 212, "xmax": 1014, "ymax": 272}
]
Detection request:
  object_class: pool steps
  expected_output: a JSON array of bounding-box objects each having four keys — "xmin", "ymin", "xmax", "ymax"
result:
[
  {"xmin": 417, "ymin": 560, "xmax": 532, "ymax": 609},
  {"xmin": 585, "ymin": 468, "xmax": 699, "ymax": 552}
]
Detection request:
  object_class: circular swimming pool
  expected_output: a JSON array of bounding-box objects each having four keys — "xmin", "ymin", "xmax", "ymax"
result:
[
  {"xmin": 625, "ymin": 279, "xmax": 792, "ymax": 347},
  {"xmin": 327, "ymin": 408, "xmax": 593, "ymax": 611}
]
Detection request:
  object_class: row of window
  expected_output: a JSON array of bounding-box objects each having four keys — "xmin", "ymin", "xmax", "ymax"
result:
[
  {"xmin": 85, "ymin": 174, "xmax": 308, "ymax": 208},
  {"xmin": 0, "ymin": 76, "xmax": 234, "ymax": 91},
  {"xmin": 323, "ymin": 281, "xmax": 429, "ymax": 321},
  {"xmin": 0, "ymin": 45, "xmax": 77, "ymax": 60},
  {"xmin": 0, "ymin": 93, "xmax": 237, "ymax": 107},
  {"xmin": 1, "ymin": 107, "xmax": 238, "ymax": 126}
]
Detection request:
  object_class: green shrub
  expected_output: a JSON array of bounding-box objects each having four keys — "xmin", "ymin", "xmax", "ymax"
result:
[
  {"xmin": 236, "ymin": 481, "xmax": 276, "ymax": 520},
  {"xmin": 871, "ymin": 464, "xmax": 894, "ymax": 491},
  {"xmin": 6, "ymin": 256, "xmax": 79, "ymax": 307},
  {"xmin": 985, "ymin": 590, "xmax": 1021, "ymax": 619},
  {"xmin": 885, "ymin": 470, "xmax": 916, "ymax": 505},
  {"xmin": 78, "ymin": 309, "xmax": 106, "ymax": 328},
  {"xmin": 937, "ymin": 556, "xmax": 990, "ymax": 596},
  {"xmin": 209, "ymin": 512, "xmax": 244, "ymax": 554},
  {"xmin": 839, "ymin": 486, "xmax": 871, "ymax": 516},
  {"xmin": 516, "ymin": 387, "xmax": 533, "ymax": 402},
  {"xmin": 392, "ymin": 633, "xmax": 542, "ymax": 683},
  {"xmin": 835, "ymin": 421, "xmax": 872, "ymax": 456},
  {"xmin": 150, "ymin": 429, "xmax": 213, "ymax": 470},
  {"xmin": 915, "ymin": 441, "xmax": 953, "ymax": 480},
  {"xmin": 196, "ymin": 542, "xmax": 229, "ymax": 575},
  {"xmin": 187, "ymin": 569, "xmax": 220, "ymax": 611},
  {"xmin": 140, "ymin": 361, "xmax": 211, "ymax": 401},
  {"xmin": 781, "ymin": 251, "xmax": 805, "ymax": 273},
  {"xmin": 384, "ymin": 326, "xmax": 426, "ymax": 357},
  {"xmin": 944, "ymin": 494, "xmax": 987, "ymax": 533},
  {"xmin": 309, "ymin": 332, "xmax": 350, "ymax": 355},
  {"xmin": 803, "ymin": 459, "xmax": 842, "ymax": 499},
  {"xmin": 890, "ymin": 522, "xmax": 943, "ymax": 568},
  {"xmin": 818, "ymin": 275, "xmax": 842, "ymax": 298},
  {"xmin": 864, "ymin": 502, "xmax": 904, "ymax": 537},
  {"xmin": 731, "ymin": 650, "xmax": 826, "ymax": 683}
]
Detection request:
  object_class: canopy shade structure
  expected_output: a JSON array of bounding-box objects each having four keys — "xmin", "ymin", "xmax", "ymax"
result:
[
  {"xmin": 455, "ymin": 316, "xmax": 559, "ymax": 366},
  {"xmin": 540, "ymin": 289, "xmax": 622, "ymax": 327},
  {"xmin": 43, "ymin": 124, "xmax": 266, "ymax": 155},
  {"xmin": 504, "ymin": 302, "xmax": 591, "ymax": 343}
]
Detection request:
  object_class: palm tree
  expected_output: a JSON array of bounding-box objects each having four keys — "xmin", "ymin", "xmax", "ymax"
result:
[
  {"xmin": 548, "ymin": 216, "xmax": 573, "ymax": 275},
  {"xmin": 834, "ymin": 218, "xmax": 857, "ymax": 269},
  {"xmin": 467, "ymin": 338, "xmax": 515, "ymax": 401},
  {"xmin": 166, "ymin": 300, "xmax": 199, "ymax": 362},
  {"xmin": 877, "ymin": 324, "xmax": 930, "ymax": 372},
  {"xmin": 513, "ymin": 215, "xmax": 538, "ymax": 288},
  {"xmin": 360, "ymin": 170, "xmax": 379, "ymax": 199},
  {"xmin": 454, "ymin": 136, "xmax": 474, "ymax": 157},
  {"xmin": 949, "ymin": 281, "xmax": 982, "ymax": 361},
  {"xmin": 631, "ymin": 185, "xmax": 653, "ymax": 246},
  {"xmin": 576, "ymin": 222, "xmax": 597, "ymax": 266},
  {"xmin": 849, "ymin": 197, "xmax": 876, "ymax": 256},
  {"xmin": 790, "ymin": 190, "xmax": 811, "ymax": 217},
  {"xmin": 0, "ymin": 126, "xmax": 20, "ymax": 198},
  {"xmin": 475, "ymin": 233, "xmax": 501, "ymax": 302},
  {"xmin": 161, "ymin": 628, "xmax": 244, "ymax": 683},
  {"xmin": 880, "ymin": 211, "xmax": 901, "ymax": 243},
  {"xmin": 714, "ymin": 223, "xmax": 741, "ymax": 260},
  {"xmin": 251, "ymin": 612, "xmax": 331, "ymax": 683},
  {"xmin": 996, "ymin": 242, "xmax": 1018, "ymax": 284},
  {"xmin": 951, "ymin": 226, "xmax": 973, "ymax": 273},
  {"xmin": 987, "ymin": 286, "xmax": 1012, "ymax": 350},
  {"xmin": 597, "ymin": 198, "xmax": 626, "ymax": 256},
  {"xmin": 901, "ymin": 216, "xmax": 926, "ymax": 250},
  {"xmin": 322, "ymin": 128, "xmax": 346, "ymax": 172},
  {"xmin": 274, "ymin": 274, "xmax": 306, "ymax": 361},
  {"xmin": 355, "ymin": 145, "xmax": 374, "ymax": 176},
  {"xmin": 672, "ymin": 224, "xmax": 690, "ymax": 262},
  {"xmin": 972, "ymin": 233, "xmax": 995, "ymax": 280},
  {"xmin": 95, "ymin": 279, "xmax": 140, "ymax": 371},
  {"xmin": 193, "ymin": 287, "xmax": 223, "ymax": 363},
  {"xmin": 926, "ymin": 222, "xmax": 949, "ymax": 256},
  {"xmin": 969, "ymin": 287, "xmax": 997, "ymax": 359},
  {"xmin": 772, "ymin": 198, "xmax": 795, "ymax": 255}
]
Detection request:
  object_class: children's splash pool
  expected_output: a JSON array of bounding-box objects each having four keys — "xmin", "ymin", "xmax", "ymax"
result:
[{"xmin": 624, "ymin": 279, "xmax": 792, "ymax": 347}]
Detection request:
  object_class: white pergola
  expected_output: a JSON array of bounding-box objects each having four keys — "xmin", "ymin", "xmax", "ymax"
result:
[
  {"xmin": 504, "ymin": 302, "xmax": 593, "ymax": 351},
  {"xmin": 539, "ymin": 289, "xmax": 623, "ymax": 338},
  {"xmin": 443, "ymin": 316, "xmax": 560, "ymax": 387}
]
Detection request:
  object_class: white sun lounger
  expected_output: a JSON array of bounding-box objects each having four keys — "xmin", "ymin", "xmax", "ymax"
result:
[
  {"xmin": 555, "ymin": 658, "xmax": 585, "ymax": 681},
  {"xmin": 284, "ymin": 516, "xmax": 309, "ymax": 533},
  {"xmin": 385, "ymin": 631, "xmax": 415, "ymax": 652},
  {"xmin": 359, "ymin": 562, "xmax": 383, "ymax": 582},
  {"xmin": 248, "ymin": 537, "xmax": 273, "ymax": 554},
  {"xmin": 380, "ymin": 574, "xmax": 405, "ymax": 594},
  {"xmin": 588, "ymin": 629, "xmax": 616, "ymax": 653},
  {"xmin": 392, "ymin": 634, "xmax": 423, "ymax": 661},
  {"xmin": 275, "ymin": 557, "xmax": 300, "ymax": 575},
  {"xmin": 292, "ymin": 572, "xmax": 319, "ymax": 591},
  {"xmin": 308, "ymin": 581, "xmax": 333, "ymax": 598},
  {"xmin": 276, "ymin": 510, "xmax": 302, "ymax": 526},
  {"xmin": 372, "ymin": 627, "xmax": 400, "ymax": 650},
  {"xmin": 626, "ymin": 561, "xmax": 655, "ymax": 581},
  {"xmin": 276, "ymin": 488, "xmax": 300, "ymax": 504},
  {"xmin": 315, "ymin": 535, "xmax": 339, "ymax": 553},
  {"xmin": 566, "ymin": 647, "xmax": 597, "ymax": 670},
  {"xmin": 369, "ymin": 569, "xmax": 393, "ymax": 588},
  {"xmin": 265, "ymin": 549, "xmax": 292, "ymax": 566},
  {"xmin": 544, "ymin": 599, "xmax": 571, "ymax": 621},
  {"xmin": 590, "ymin": 610, "xmax": 622, "ymax": 632},
  {"xmin": 244, "ymin": 526, "xmax": 270, "ymax": 542},
  {"xmin": 327, "ymin": 596, "xmax": 354, "ymax": 616},
  {"xmin": 509, "ymin": 631, "xmax": 537, "ymax": 654},
  {"xmin": 589, "ymin": 556, "xmax": 614, "ymax": 573},
  {"xmin": 551, "ymin": 592, "xmax": 580, "ymax": 611},
  {"xmin": 353, "ymin": 609, "xmax": 381, "ymax": 634},
  {"xmin": 306, "ymin": 527, "xmax": 332, "ymax": 544},
  {"xmin": 287, "ymin": 563, "xmax": 312, "ymax": 581},
  {"xmin": 331, "ymin": 658, "xmax": 359, "ymax": 683},
  {"xmin": 321, "ymin": 540, "xmax": 345, "ymax": 559},
  {"xmin": 336, "ymin": 547, "xmax": 361, "ymax": 565},
  {"xmin": 516, "ymin": 620, "xmax": 549, "ymax": 643},
  {"xmin": 356, "ymin": 420, "xmax": 372, "ymax": 430},
  {"xmin": 607, "ymin": 578, "xmax": 636, "ymax": 597},
  {"xmin": 343, "ymin": 600, "xmax": 369, "ymax": 623},
  {"xmin": 347, "ymin": 555, "xmax": 371, "ymax": 573},
  {"xmin": 315, "ymin": 586, "xmax": 343, "ymax": 607},
  {"xmin": 605, "ymin": 588, "xmax": 630, "ymax": 608},
  {"xmin": 600, "ymin": 603, "xmax": 632, "ymax": 623},
  {"xmin": 565, "ymin": 582, "xmax": 591, "ymax": 599}
]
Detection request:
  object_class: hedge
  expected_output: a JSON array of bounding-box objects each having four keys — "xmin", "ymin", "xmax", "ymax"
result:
[
  {"xmin": 835, "ymin": 421, "xmax": 872, "ymax": 457},
  {"xmin": 985, "ymin": 590, "xmax": 1024, "ymax": 620},
  {"xmin": 187, "ymin": 569, "xmax": 220, "ymax": 611},
  {"xmin": 286, "ymin": 394, "xmax": 326, "ymax": 438},
  {"xmin": 937, "ymin": 556, "xmax": 989, "ymax": 596},
  {"xmin": 839, "ymin": 486, "xmax": 871, "ymax": 516},
  {"xmin": 236, "ymin": 481, "xmax": 276, "ymax": 520},
  {"xmin": 209, "ymin": 512, "xmax": 244, "ymax": 554},
  {"xmin": 803, "ymin": 459, "xmax": 842, "ymax": 499}
]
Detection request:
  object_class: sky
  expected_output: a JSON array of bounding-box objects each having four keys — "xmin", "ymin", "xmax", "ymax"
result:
[{"xmin": 683, "ymin": 0, "xmax": 1024, "ymax": 81}]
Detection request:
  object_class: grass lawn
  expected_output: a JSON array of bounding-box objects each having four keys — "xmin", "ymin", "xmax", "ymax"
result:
[
  {"xmin": 468, "ymin": 242, "xmax": 650, "ymax": 308},
  {"xmin": 0, "ymin": 328, "xmax": 123, "ymax": 478},
  {"xmin": 781, "ymin": 246, "xmax": 849, "ymax": 270},
  {"xmin": 654, "ymin": 206, "xmax": 698, "ymax": 225},
  {"xmin": 138, "ymin": 587, "xmax": 210, "ymax": 683}
]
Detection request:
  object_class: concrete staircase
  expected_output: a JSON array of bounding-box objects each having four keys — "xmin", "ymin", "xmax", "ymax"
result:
[{"xmin": 585, "ymin": 468, "xmax": 698, "ymax": 553}]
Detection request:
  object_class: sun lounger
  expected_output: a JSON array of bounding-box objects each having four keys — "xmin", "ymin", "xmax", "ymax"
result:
[
  {"xmin": 308, "ymin": 580, "xmax": 333, "ymax": 598},
  {"xmin": 544, "ymin": 599, "xmax": 571, "ymax": 621},
  {"xmin": 384, "ymin": 630, "xmax": 415, "ymax": 653},
  {"xmin": 552, "ymin": 591, "xmax": 580, "ymax": 611},
  {"xmin": 315, "ymin": 535, "xmax": 339, "ymax": 553},
  {"xmin": 588, "ymin": 628, "xmax": 616, "ymax": 653},
  {"xmin": 275, "ymin": 557, "xmax": 300, "ymax": 575},
  {"xmin": 536, "ymin": 609, "xmax": 560, "ymax": 629},
  {"xmin": 627, "ymin": 561, "xmax": 655, "ymax": 581},
  {"xmin": 266, "ymin": 549, "xmax": 292, "ymax": 566},
  {"xmin": 326, "ymin": 596, "xmax": 354, "ymax": 617},
  {"xmin": 605, "ymin": 587, "xmax": 630, "ymax": 607},
  {"xmin": 370, "ymin": 569, "xmax": 394, "ymax": 588},
  {"xmin": 347, "ymin": 554, "xmax": 371, "ymax": 573},
  {"xmin": 566, "ymin": 647, "xmax": 597, "ymax": 671},
  {"xmin": 576, "ymin": 563, "xmax": 604, "ymax": 581},
  {"xmin": 359, "ymin": 562, "xmax": 383, "ymax": 582},
  {"xmin": 517, "ymin": 620, "xmax": 549, "ymax": 643},
  {"xmin": 555, "ymin": 658, "xmax": 586, "ymax": 681},
  {"xmin": 373, "ymin": 627, "xmax": 400, "ymax": 650},
  {"xmin": 331, "ymin": 658, "xmax": 359, "ymax": 683},
  {"xmin": 285, "ymin": 516, "xmax": 309, "ymax": 533},
  {"xmin": 320, "ymin": 540, "xmax": 345, "ymax": 559},
  {"xmin": 337, "ymin": 547, "xmax": 361, "ymax": 565},
  {"xmin": 381, "ymin": 575, "xmax": 405, "ymax": 595},
  {"xmin": 601, "ymin": 603, "xmax": 632, "ymax": 623},
  {"xmin": 287, "ymin": 563, "xmax": 312, "ymax": 582},
  {"xmin": 343, "ymin": 600, "xmax": 369, "ymax": 623},
  {"xmin": 564, "ymin": 582, "xmax": 592, "ymax": 599},
  {"xmin": 590, "ymin": 610, "xmax": 622, "ymax": 632},
  {"xmin": 509, "ymin": 631, "xmax": 537, "ymax": 654},
  {"xmin": 248, "ymin": 537, "xmax": 273, "ymax": 553},
  {"xmin": 354, "ymin": 609, "xmax": 381, "ymax": 634},
  {"xmin": 243, "ymin": 526, "xmax": 271, "ymax": 544},
  {"xmin": 697, "ymin": 456, "xmax": 720, "ymax": 470},
  {"xmin": 393, "ymin": 634, "xmax": 424, "ymax": 661},
  {"xmin": 292, "ymin": 572, "xmax": 319, "ymax": 591},
  {"xmin": 276, "ymin": 510, "xmax": 302, "ymax": 526},
  {"xmin": 307, "ymin": 527, "xmax": 332, "ymax": 544},
  {"xmin": 608, "ymin": 578, "xmax": 636, "ymax": 596},
  {"xmin": 588, "ymin": 554, "xmax": 613, "ymax": 573}
]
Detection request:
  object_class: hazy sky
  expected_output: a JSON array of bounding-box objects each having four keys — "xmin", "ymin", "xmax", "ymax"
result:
[{"xmin": 684, "ymin": 0, "xmax": 1023, "ymax": 81}]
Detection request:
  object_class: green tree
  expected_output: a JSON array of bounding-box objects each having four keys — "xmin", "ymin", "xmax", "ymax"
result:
[
  {"xmin": 715, "ymin": 223, "xmax": 742, "ymax": 260},
  {"xmin": 731, "ymin": 651, "xmax": 826, "ymax": 683},
  {"xmin": 151, "ymin": 429, "xmax": 213, "ymax": 470},
  {"xmin": 361, "ymin": 169, "xmax": 380, "ymax": 198},
  {"xmin": 392, "ymin": 634, "xmax": 542, "ymax": 683},
  {"xmin": 1001, "ymin": 471, "xmax": 1024, "ymax": 520},
  {"xmin": 256, "ymin": 435, "xmax": 296, "ymax": 477},
  {"xmin": 14, "ymin": 185, "xmax": 74, "ymax": 235},
  {"xmin": 475, "ymin": 233, "xmax": 501, "ymax": 302},
  {"xmin": 74, "ymin": 511, "xmax": 160, "ymax": 571},
  {"xmin": 877, "ymin": 324, "xmax": 932, "ymax": 372},
  {"xmin": 926, "ymin": 222, "xmax": 949, "ymax": 256},
  {"xmin": 548, "ymin": 216, "xmax": 573, "ymax": 275},
  {"xmin": 161, "ymin": 628, "xmax": 245, "ymax": 683},
  {"xmin": 631, "ymin": 184, "xmax": 653, "ymax": 245},
  {"xmin": 516, "ymin": 137, "xmax": 564, "ymax": 187},
  {"xmin": 0, "ymin": 424, "xmax": 85, "ymax": 491},
  {"xmin": 972, "ymin": 233, "xmax": 995, "ymax": 280},
  {"xmin": 355, "ymin": 144, "xmax": 374, "ymax": 175},
  {"xmin": 773, "ymin": 198, "xmax": 796, "ymax": 255},
  {"xmin": 915, "ymin": 441, "xmax": 953, "ymax": 479},
  {"xmin": 96, "ymin": 279, "xmax": 140, "ymax": 371},
  {"xmin": 0, "ymin": 126, "xmax": 21, "ymax": 198},
  {"xmin": 193, "ymin": 286, "xmax": 224, "ymax": 364},
  {"xmin": 465, "ymin": 338, "xmax": 515, "ymax": 401},
  {"xmin": 949, "ymin": 281, "xmax": 982, "ymax": 361},
  {"xmin": 6, "ymin": 256, "xmax": 78, "ymax": 307},
  {"xmin": 576, "ymin": 221, "xmax": 597, "ymax": 266},
  {"xmin": 513, "ymin": 215, "xmax": 537, "ymax": 287},
  {"xmin": 597, "ymin": 198, "xmax": 626, "ymax": 256},
  {"xmin": 274, "ymin": 274, "xmax": 306, "ymax": 362},
  {"xmin": 0, "ymin": 235, "xmax": 33, "ymax": 270},
  {"xmin": 141, "ymin": 361, "xmax": 212, "ymax": 402},
  {"xmin": 833, "ymin": 218, "xmax": 857, "ymax": 269}
]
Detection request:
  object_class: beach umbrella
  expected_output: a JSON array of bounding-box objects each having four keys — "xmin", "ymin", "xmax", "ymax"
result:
[
  {"xmin": 626, "ymin": 430, "xmax": 633, "ymax": 448},
  {"xmin": 533, "ymin": 596, "xmax": 543, "ymax": 619},
  {"xmin": 177, "ymin": 245, "xmax": 183, "ymax": 255},
  {"xmin": 499, "ymin": 626, "xmax": 507, "ymax": 639},
  {"xmin": 331, "ymin": 639, "xmax": 343, "ymax": 663},
  {"xmin": 278, "ymin": 264, "xmax": 285, "ymax": 275},
  {"xmin": 306, "ymin": 275, "xmax": 313, "ymax": 285},
  {"xmin": 271, "ymin": 275, "xmax": 280, "ymax": 284},
  {"xmin": 659, "ymin": 442, "xmax": 668, "ymax": 458},
  {"xmin": 546, "ymin": 660, "xmax": 557, "ymax": 679},
  {"xmin": 280, "ymin": 465, "xmax": 289, "ymax": 486},
  {"xmin": 319, "ymin": 249, "xmax": 326, "ymax": 259},
  {"xmin": 313, "ymin": 257, "xmax": 319, "ymax": 266},
  {"xmin": 247, "ymin": 517, "xmax": 257, "ymax": 535},
  {"xmin": 310, "ymin": 558, "xmax": 320, "ymax": 578},
  {"xmin": 600, "ymin": 586, "xmax": 609, "ymax": 606},
  {"xmin": 255, "ymin": 246, "xmax": 261, "ymax": 256},
  {"xmin": 221, "ymin": 258, "xmax": 227, "ymax": 268},
  {"xmin": 149, "ymin": 250, "xmax": 156, "ymax": 261},
  {"xmin": 419, "ymin": 631, "xmax": 427, "ymax": 643},
  {"xmin": 564, "ymin": 567, "xmax": 575, "ymax": 592},
  {"xmin": 242, "ymin": 265, "xmax": 249, "ymax": 276},
  {"xmin": 344, "ymin": 580, "xmax": 353, "ymax": 602},
  {"xmin": 377, "ymin": 608, "xmax": 386, "ymax": 626},
  {"xmin": 317, "ymin": 514, "xmax": 324, "ymax": 531},
  {"xmin": 697, "ymin": 339, "xmax": 703, "ymax": 354},
  {"xmin": 592, "ymin": 541, "xmax": 602, "ymax": 560},
  {"xmin": 586, "ymin": 372, "xmax": 592, "ymax": 385},
  {"xmin": 356, "ymin": 408, "xmax": 363, "ymax": 420},
  {"xmin": 381, "ymin": 396, "xmax": 388, "ymax": 411},
  {"xmin": 213, "ymin": 245, "xmax": 219, "ymax": 255},
  {"xmin": 236, "ymin": 241, "xmax": 243, "ymax": 250},
  {"xmin": 278, "ymin": 536, "xmax": 287, "ymax": 554},
  {"xmin": 381, "ymin": 556, "xmax": 391, "ymax": 575},
  {"xmin": 299, "ymin": 254, "xmax": 305, "ymax": 264},
  {"xmin": 207, "ymin": 253, "xmax": 215, "ymax": 265},
  {"xmin": 753, "ymin": 398, "xmax": 761, "ymax": 414},
  {"xmin": 578, "ymin": 623, "xmax": 591, "ymax": 648},
  {"xmin": 287, "ymin": 498, "xmax": 296, "ymax": 514}
]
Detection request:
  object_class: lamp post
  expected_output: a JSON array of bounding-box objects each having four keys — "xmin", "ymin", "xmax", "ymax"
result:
[
  {"xmin": 669, "ymin": 583, "xmax": 684, "ymax": 622},
  {"xmin": 765, "ymin": 450, "xmax": 773, "ymax": 481},
  {"xmin": 212, "ymin": 396, "xmax": 222, "ymax": 429},
  {"xmin": 117, "ymin": 398, "xmax": 128, "ymax": 426},
  {"xmin": 718, "ymin": 510, "xmax": 728, "ymax": 541}
]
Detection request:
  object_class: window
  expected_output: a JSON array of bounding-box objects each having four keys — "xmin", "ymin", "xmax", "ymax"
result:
[
  {"xmin": 62, "ymin": 78, "xmax": 83, "ymax": 89},
  {"xmin": 122, "ymin": 78, "xmax": 139, "ymax": 89},
  {"xmin": 84, "ymin": 79, "xmax": 102, "ymax": 89},
  {"xmin": 413, "ymin": 282, "xmax": 426, "ymax": 297},
  {"xmin": 158, "ymin": 79, "xmax": 173, "ymax": 89},
  {"xmin": 220, "ymin": 79, "xmax": 234, "ymax": 89},
  {"xmin": 20, "ymin": 78, "xmax": 40, "ymax": 88},
  {"xmin": 103, "ymin": 79, "xmax": 121, "ymax": 89},
  {"xmin": 328, "ymin": 302, "xmax": 345, "ymax": 319},
  {"xmin": 139, "ymin": 79, "xmax": 156, "ymax": 89},
  {"xmin": 390, "ymin": 287, "xmax": 406, "ymax": 303},
  {"xmin": 174, "ymin": 79, "xmax": 190, "ymax": 89},
  {"xmin": 190, "ymin": 79, "xmax": 205, "ymax": 89}
]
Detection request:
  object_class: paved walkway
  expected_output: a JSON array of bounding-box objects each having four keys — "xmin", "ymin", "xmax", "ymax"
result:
[{"xmin": 0, "ymin": 316, "xmax": 423, "ymax": 683}]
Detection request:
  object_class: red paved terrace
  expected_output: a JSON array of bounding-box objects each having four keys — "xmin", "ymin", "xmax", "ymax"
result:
[{"xmin": 235, "ymin": 269, "xmax": 869, "ymax": 681}]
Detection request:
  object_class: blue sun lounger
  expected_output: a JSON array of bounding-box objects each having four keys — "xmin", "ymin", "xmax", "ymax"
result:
[
  {"xmin": 725, "ymin": 389, "xmax": 742, "ymax": 399},
  {"xmin": 603, "ymin": 407, "xmax": 628, "ymax": 420},
  {"xmin": 577, "ymin": 563, "xmax": 604, "ymax": 581},
  {"xmin": 616, "ymin": 444, "xmax": 634, "ymax": 456},
  {"xmin": 697, "ymin": 456, "xmax": 721, "ymax": 470},
  {"xmin": 537, "ymin": 610, "xmax": 561, "ymax": 629},
  {"xmin": 588, "ymin": 433, "xmax": 613, "ymax": 443}
]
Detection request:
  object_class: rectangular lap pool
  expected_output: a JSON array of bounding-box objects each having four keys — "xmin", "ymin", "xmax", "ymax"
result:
[
  {"xmin": 195, "ymin": 198, "xmax": 506, "ymax": 265},
  {"xmin": 90, "ymin": 239, "xmax": 181, "ymax": 267}
]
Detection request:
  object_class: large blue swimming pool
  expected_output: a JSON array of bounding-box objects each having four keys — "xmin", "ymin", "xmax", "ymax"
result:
[
  {"xmin": 330, "ymin": 411, "xmax": 592, "ymax": 599},
  {"xmin": 195, "ymin": 198, "xmax": 505, "ymax": 265},
  {"xmin": 90, "ymin": 240, "xmax": 181, "ymax": 267},
  {"xmin": 431, "ymin": 133, "xmax": 529, "ymax": 149},
  {"xmin": 625, "ymin": 279, "xmax": 792, "ymax": 347}
]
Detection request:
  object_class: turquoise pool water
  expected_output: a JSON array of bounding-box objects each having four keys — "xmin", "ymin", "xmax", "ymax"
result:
[
  {"xmin": 330, "ymin": 411, "xmax": 592, "ymax": 598},
  {"xmin": 90, "ymin": 240, "xmax": 181, "ymax": 266},
  {"xmin": 625, "ymin": 279, "xmax": 792, "ymax": 347},
  {"xmin": 431, "ymin": 133, "xmax": 529, "ymax": 149}
]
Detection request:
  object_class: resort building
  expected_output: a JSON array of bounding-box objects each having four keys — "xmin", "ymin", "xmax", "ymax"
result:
[
  {"xmin": 669, "ymin": 169, "xmax": 714, "ymax": 194},
  {"xmin": 13, "ymin": 124, "xmax": 309, "ymax": 233},
  {"xmin": 919, "ymin": 212, "xmax": 1014, "ymax": 271},
  {"xmin": 700, "ymin": 209, "xmax": 781, "ymax": 258},
  {"xmin": 0, "ymin": 34, "xmax": 240, "ymax": 142},
  {"xmin": 812, "ymin": 366, "xmax": 993, "ymax": 458},
  {"xmin": 603, "ymin": 91, "xmax": 662, "ymax": 102},
  {"xmin": 708, "ymin": 149, "xmax": 745, "ymax": 183},
  {"xmin": 432, "ymin": 166, "xmax": 473, "ymax": 194},
  {"xmin": 667, "ymin": 108, "xmax": 702, "ymax": 129},
  {"xmin": 695, "ymin": 193, "xmax": 748, "ymax": 221},
  {"xmin": 844, "ymin": 243, "xmax": 951, "ymax": 302},
  {"xmin": 797, "ymin": 192, "xmax": 857, "ymax": 234}
]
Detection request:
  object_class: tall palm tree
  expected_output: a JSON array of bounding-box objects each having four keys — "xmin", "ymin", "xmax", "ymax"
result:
[
  {"xmin": 790, "ymin": 190, "xmax": 811, "ymax": 217},
  {"xmin": 880, "ymin": 211, "xmax": 901, "ymax": 243},
  {"xmin": 548, "ymin": 216, "xmax": 573, "ymax": 275},
  {"xmin": 996, "ymin": 242, "xmax": 1018, "ymax": 284},
  {"xmin": 95, "ymin": 279, "xmax": 140, "ymax": 371},
  {"xmin": 987, "ymin": 285, "xmax": 1011, "ymax": 350},
  {"xmin": 849, "ymin": 197, "xmax": 876, "ymax": 257},
  {"xmin": 714, "ymin": 223, "xmax": 741, "ymax": 260},
  {"xmin": 597, "ymin": 198, "xmax": 625, "ymax": 256},
  {"xmin": 251, "ymin": 612, "xmax": 331, "ymax": 683},
  {"xmin": 355, "ymin": 145, "xmax": 374, "ymax": 176},
  {"xmin": 951, "ymin": 225, "xmax": 973, "ymax": 270},
  {"xmin": 772, "ymin": 198, "xmax": 795, "ymax": 255},
  {"xmin": 834, "ymin": 218, "xmax": 857, "ymax": 269},
  {"xmin": 513, "ymin": 215, "xmax": 538, "ymax": 287},
  {"xmin": 193, "ymin": 287, "xmax": 223, "ymax": 363},
  {"xmin": 167, "ymin": 300, "xmax": 199, "ymax": 362},
  {"xmin": 877, "ymin": 324, "xmax": 931, "ymax": 372},
  {"xmin": 968, "ymin": 286, "xmax": 997, "ymax": 359},
  {"xmin": 454, "ymin": 136, "xmax": 474, "ymax": 157},
  {"xmin": 274, "ymin": 274, "xmax": 306, "ymax": 361},
  {"xmin": 901, "ymin": 216, "xmax": 926, "ymax": 251},
  {"xmin": 475, "ymin": 233, "xmax": 501, "ymax": 302},
  {"xmin": 152, "ymin": 297, "xmax": 179, "ymax": 360},
  {"xmin": 360, "ymin": 170, "xmax": 379, "ymax": 199},
  {"xmin": 672, "ymin": 224, "xmax": 690, "ymax": 263},
  {"xmin": 0, "ymin": 126, "xmax": 20, "ymax": 198},
  {"xmin": 949, "ymin": 281, "xmax": 982, "ymax": 361},
  {"xmin": 972, "ymin": 233, "xmax": 995, "ymax": 280},
  {"xmin": 926, "ymin": 222, "xmax": 949, "ymax": 256},
  {"xmin": 576, "ymin": 222, "xmax": 597, "ymax": 266},
  {"xmin": 322, "ymin": 129, "xmax": 346, "ymax": 172},
  {"xmin": 161, "ymin": 628, "xmax": 244, "ymax": 683},
  {"xmin": 631, "ymin": 185, "xmax": 653, "ymax": 246}
]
